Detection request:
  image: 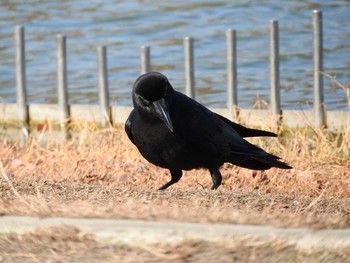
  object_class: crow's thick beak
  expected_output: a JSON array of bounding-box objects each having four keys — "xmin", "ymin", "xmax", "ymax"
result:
[{"xmin": 153, "ymin": 98, "xmax": 173, "ymax": 132}]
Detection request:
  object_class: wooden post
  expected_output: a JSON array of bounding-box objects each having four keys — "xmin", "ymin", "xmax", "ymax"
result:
[
  {"xmin": 226, "ymin": 29, "xmax": 238, "ymax": 118},
  {"xmin": 15, "ymin": 25, "xmax": 28, "ymax": 146},
  {"xmin": 313, "ymin": 10, "xmax": 326, "ymax": 128},
  {"xmin": 56, "ymin": 34, "xmax": 70, "ymax": 140},
  {"xmin": 140, "ymin": 46, "xmax": 151, "ymax": 74},
  {"xmin": 269, "ymin": 20, "xmax": 282, "ymax": 118},
  {"xmin": 98, "ymin": 46, "xmax": 110, "ymax": 127},
  {"xmin": 184, "ymin": 37, "xmax": 195, "ymax": 99}
]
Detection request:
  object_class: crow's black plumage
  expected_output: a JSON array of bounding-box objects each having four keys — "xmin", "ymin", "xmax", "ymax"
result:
[{"xmin": 125, "ymin": 72, "xmax": 292, "ymax": 190}]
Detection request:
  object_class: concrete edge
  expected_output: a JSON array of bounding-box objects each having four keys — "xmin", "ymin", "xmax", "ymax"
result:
[
  {"xmin": 0, "ymin": 216, "xmax": 349, "ymax": 252},
  {"xmin": 1, "ymin": 103, "xmax": 349, "ymax": 129}
]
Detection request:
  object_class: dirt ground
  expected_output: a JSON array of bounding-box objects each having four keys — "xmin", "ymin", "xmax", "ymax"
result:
[
  {"xmin": 1, "ymin": 178, "xmax": 350, "ymax": 229},
  {"xmin": 0, "ymin": 125, "xmax": 349, "ymax": 262},
  {"xmin": 0, "ymin": 178, "xmax": 349, "ymax": 262}
]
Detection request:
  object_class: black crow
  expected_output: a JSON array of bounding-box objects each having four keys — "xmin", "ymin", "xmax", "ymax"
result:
[{"xmin": 125, "ymin": 72, "xmax": 292, "ymax": 190}]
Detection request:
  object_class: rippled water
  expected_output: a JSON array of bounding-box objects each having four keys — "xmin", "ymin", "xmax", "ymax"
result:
[{"xmin": 0, "ymin": 0, "xmax": 349, "ymax": 110}]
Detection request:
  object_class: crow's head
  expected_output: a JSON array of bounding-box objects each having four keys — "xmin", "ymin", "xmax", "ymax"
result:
[{"xmin": 133, "ymin": 72, "xmax": 175, "ymax": 132}]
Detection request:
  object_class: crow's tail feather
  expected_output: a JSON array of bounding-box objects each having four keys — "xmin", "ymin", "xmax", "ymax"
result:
[
  {"xmin": 252, "ymin": 155, "xmax": 292, "ymax": 169},
  {"xmin": 230, "ymin": 153, "xmax": 292, "ymax": 170}
]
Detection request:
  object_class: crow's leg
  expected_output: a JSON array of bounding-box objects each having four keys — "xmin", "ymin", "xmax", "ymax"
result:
[
  {"xmin": 158, "ymin": 169, "xmax": 183, "ymax": 190},
  {"xmin": 209, "ymin": 168, "xmax": 222, "ymax": 190}
]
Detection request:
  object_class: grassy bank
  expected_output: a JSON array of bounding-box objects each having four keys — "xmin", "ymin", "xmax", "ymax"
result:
[
  {"xmin": 1, "ymin": 123, "xmax": 349, "ymax": 197},
  {"xmin": 0, "ymin": 123, "xmax": 349, "ymax": 227},
  {"xmin": 0, "ymin": 123, "xmax": 349, "ymax": 262}
]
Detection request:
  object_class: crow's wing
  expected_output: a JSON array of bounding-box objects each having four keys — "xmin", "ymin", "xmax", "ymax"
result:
[
  {"xmin": 214, "ymin": 114, "xmax": 277, "ymax": 138},
  {"xmin": 125, "ymin": 109, "xmax": 135, "ymax": 144},
  {"xmin": 172, "ymin": 92, "xmax": 255, "ymax": 156},
  {"xmin": 172, "ymin": 92, "xmax": 291, "ymax": 169}
]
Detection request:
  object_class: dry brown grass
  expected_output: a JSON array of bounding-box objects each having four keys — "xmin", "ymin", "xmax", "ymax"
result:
[
  {"xmin": 0, "ymin": 122, "xmax": 350, "ymax": 262},
  {"xmin": 0, "ymin": 122, "xmax": 349, "ymax": 228},
  {"xmin": 1, "ymin": 122, "xmax": 349, "ymax": 197}
]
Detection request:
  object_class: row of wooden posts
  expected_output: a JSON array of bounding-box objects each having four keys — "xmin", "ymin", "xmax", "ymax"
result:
[{"xmin": 11, "ymin": 10, "xmax": 326, "ymax": 143}]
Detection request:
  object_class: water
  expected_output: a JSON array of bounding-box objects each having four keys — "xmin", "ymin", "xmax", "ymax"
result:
[{"xmin": 0, "ymin": 0, "xmax": 349, "ymax": 110}]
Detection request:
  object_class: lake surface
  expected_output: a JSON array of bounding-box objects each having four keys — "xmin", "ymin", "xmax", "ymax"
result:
[{"xmin": 0, "ymin": 0, "xmax": 349, "ymax": 110}]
